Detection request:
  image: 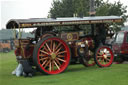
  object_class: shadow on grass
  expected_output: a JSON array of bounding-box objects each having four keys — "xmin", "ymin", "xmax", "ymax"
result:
[
  {"xmin": 66, "ymin": 64, "xmax": 98, "ymax": 73},
  {"xmin": 34, "ymin": 64, "xmax": 98, "ymax": 77}
]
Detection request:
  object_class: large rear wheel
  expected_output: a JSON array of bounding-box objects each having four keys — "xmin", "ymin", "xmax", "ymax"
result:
[
  {"xmin": 94, "ymin": 46, "xmax": 114, "ymax": 67},
  {"xmin": 33, "ymin": 37, "xmax": 71, "ymax": 75}
]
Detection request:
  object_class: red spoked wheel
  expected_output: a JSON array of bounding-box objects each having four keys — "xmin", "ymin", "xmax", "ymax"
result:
[
  {"xmin": 33, "ymin": 37, "xmax": 71, "ymax": 75},
  {"xmin": 94, "ymin": 46, "xmax": 114, "ymax": 67}
]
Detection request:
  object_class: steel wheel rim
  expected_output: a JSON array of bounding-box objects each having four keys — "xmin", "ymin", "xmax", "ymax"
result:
[
  {"xmin": 37, "ymin": 37, "xmax": 70, "ymax": 74},
  {"xmin": 96, "ymin": 46, "xmax": 114, "ymax": 67}
]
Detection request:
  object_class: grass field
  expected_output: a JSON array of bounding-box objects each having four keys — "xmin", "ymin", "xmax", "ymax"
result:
[{"xmin": 0, "ymin": 51, "xmax": 128, "ymax": 85}]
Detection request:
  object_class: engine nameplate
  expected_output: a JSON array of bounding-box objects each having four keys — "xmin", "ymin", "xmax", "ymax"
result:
[{"xmin": 61, "ymin": 32, "xmax": 79, "ymax": 41}]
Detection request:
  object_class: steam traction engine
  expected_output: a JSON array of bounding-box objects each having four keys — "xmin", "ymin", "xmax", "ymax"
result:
[{"xmin": 6, "ymin": 16, "xmax": 122, "ymax": 75}]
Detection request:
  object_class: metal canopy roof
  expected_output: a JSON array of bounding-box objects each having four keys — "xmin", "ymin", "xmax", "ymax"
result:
[{"xmin": 6, "ymin": 16, "xmax": 122, "ymax": 29}]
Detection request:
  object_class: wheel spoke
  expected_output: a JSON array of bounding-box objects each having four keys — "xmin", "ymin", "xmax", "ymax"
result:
[
  {"xmin": 50, "ymin": 40, "xmax": 53, "ymax": 51},
  {"xmin": 101, "ymin": 58, "xmax": 105, "ymax": 63},
  {"xmin": 45, "ymin": 42, "xmax": 52, "ymax": 52},
  {"xmin": 98, "ymin": 53, "xmax": 102, "ymax": 55},
  {"xmin": 57, "ymin": 51, "xmax": 67, "ymax": 55},
  {"xmin": 40, "ymin": 57, "xmax": 49, "ymax": 61},
  {"xmin": 99, "ymin": 51, "xmax": 104, "ymax": 55},
  {"xmin": 58, "ymin": 55, "xmax": 65, "ymax": 58},
  {"xmin": 53, "ymin": 60, "xmax": 60, "ymax": 70},
  {"xmin": 97, "ymin": 57, "xmax": 102, "ymax": 60},
  {"xmin": 57, "ymin": 58, "xmax": 66, "ymax": 62},
  {"xmin": 40, "ymin": 50, "xmax": 49, "ymax": 55},
  {"xmin": 55, "ymin": 43, "xmax": 61, "ymax": 51},
  {"xmin": 51, "ymin": 60, "xmax": 54, "ymax": 71},
  {"xmin": 55, "ymin": 46, "xmax": 62, "ymax": 54},
  {"xmin": 42, "ymin": 60, "xmax": 47, "ymax": 66},
  {"xmin": 44, "ymin": 59, "xmax": 51, "ymax": 68},
  {"xmin": 55, "ymin": 58, "xmax": 61, "ymax": 66},
  {"xmin": 98, "ymin": 57, "xmax": 104, "ymax": 62},
  {"xmin": 97, "ymin": 57, "xmax": 101, "ymax": 61},
  {"xmin": 105, "ymin": 58, "xmax": 110, "ymax": 62},
  {"xmin": 53, "ymin": 42, "xmax": 56, "ymax": 52},
  {"xmin": 39, "ymin": 54, "xmax": 48, "ymax": 57},
  {"xmin": 103, "ymin": 49, "xmax": 107, "ymax": 53},
  {"xmin": 49, "ymin": 62, "xmax": 52, "ymax": 71},
  {"xmin": 44, "ymin": 45, "xmax": 49, "ymax": 52},
  {"xmin": 107, "ymin": 56, "xmax": 111, "ymax": 57}
]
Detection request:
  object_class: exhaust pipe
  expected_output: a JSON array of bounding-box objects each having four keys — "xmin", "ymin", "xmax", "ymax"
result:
[{"xmin": 89, "ymin": 0, "xmax": 96, "ymax": 16}]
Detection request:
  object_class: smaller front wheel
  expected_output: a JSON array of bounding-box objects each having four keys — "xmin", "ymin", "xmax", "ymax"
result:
[{"xmin": 94, "ymin": 46, "xmax": 114, "ymax": 67}]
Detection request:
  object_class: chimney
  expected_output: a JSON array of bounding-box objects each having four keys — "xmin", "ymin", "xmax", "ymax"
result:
[{"xmin": 89, "ymin": 0, "xmax": 96, "ymax": 16}]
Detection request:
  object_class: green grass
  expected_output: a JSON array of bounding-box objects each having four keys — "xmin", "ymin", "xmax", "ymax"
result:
[{"xmin": 0, "ymin": 51, "xmax": 128, "ymax": 85}]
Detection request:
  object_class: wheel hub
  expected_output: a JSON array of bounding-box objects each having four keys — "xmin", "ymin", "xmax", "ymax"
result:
[
  {"xmin": 51, "ymin": 53, "xmax": 56, "ymax": 59},
  {"xmin": 103, "ymin": 54, "xmax": 107, "ymax": 59}
]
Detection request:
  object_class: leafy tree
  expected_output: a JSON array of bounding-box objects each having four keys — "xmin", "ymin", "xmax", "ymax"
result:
[
  {"xmin": 49, "ymin": 0, "xmax": 62, "ymax": 18},
  {"xmin": 49, "ymin": 0, "xmax": 90, "ymax": 18},
  {"xmin": 96, "ymin": 0, "xmax": 128, "ymax": 25},
  {"xmin": 49, "ymin": 0, "xmax": 127, "ymax": 21}
]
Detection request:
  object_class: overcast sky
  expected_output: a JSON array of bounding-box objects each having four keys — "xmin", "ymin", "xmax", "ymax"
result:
[{"xmin": 1, "ymin": 0, "xmax": 128, "ymax": 30}]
